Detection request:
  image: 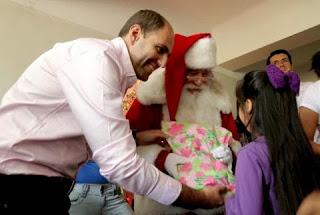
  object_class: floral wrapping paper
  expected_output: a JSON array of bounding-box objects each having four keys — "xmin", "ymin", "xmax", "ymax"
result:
[{"xmin": 162, "ymin": 121, "xmax": 235, "ymax": 191}]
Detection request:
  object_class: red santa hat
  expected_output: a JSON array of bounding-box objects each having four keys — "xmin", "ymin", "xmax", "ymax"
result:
[
  {"xmin": 136, "ymin": 33, "xmax": 217, "ymax": 120},
  {"xmin": 165, "ymin": 33, "xmax": 216, "ymax": 120}
]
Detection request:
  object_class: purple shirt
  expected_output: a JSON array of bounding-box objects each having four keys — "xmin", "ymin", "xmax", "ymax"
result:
[
  {"xmin": 0, "ymin": 37, "xmax": 181, "ymax": 205},
  {"xmin": 226, "ymin": 137, "xmax": 280, "ymax": 215}
]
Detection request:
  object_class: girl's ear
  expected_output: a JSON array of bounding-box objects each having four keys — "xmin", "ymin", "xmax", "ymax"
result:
[{"xmin": 245, "ymin": 99, "xmax": 253, "ymax": 114}]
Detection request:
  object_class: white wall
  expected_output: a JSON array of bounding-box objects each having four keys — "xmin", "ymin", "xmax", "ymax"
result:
[
  {"xmin": 213, "ymin": 0, "xmax": 320, "ymax": 65},
  {"xmin": 3, "ymin": 1, "xmax": 316, "ymax": 117},
  {"xmin": 296, "ymin": 64, "xmax": 318, "ymax": 82},
  {"xmin": 0, "ymin": 1, "xmax": 109, "ymax": 97}
]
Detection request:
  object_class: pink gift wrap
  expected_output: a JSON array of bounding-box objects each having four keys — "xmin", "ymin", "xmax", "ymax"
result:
[{"xmin": 162, "ymin": 121, "xmax": 235, "ymax": 191}]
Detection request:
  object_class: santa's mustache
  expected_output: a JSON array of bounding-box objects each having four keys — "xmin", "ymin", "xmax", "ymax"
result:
[{"xmin": 185, "ymin": 83, "xmax": 210, "ymax": 92}]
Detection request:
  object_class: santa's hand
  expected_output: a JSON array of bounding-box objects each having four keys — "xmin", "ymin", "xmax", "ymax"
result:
[
  {"xmin": 211, "ymin": 145, "xmax": 232, "ymax": 166},
  {"xmin": 136, "ymin": 129, "xmax": 168, "ymax": 147},
  {"xmin": 164, "ymin": 153, "xmax": 188, "ymax": 179}
]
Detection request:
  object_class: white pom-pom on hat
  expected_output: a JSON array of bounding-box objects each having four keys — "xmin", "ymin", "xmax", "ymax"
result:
[{"xmin": 185, "ymin": 37, "xmax": 216, "ymax": 69}]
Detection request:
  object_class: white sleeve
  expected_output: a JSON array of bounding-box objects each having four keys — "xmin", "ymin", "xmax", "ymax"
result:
[
  {"xmin": 56, "ymin": 50, "xmax": 181, "ymax": 205},
  {"xmin": 300, "ymin": 82, "xmax": 320, "ymax": 114}
]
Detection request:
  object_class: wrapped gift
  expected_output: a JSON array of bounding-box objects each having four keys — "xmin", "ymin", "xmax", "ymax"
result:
[{"xmin": 162, "ymin": 121, "xmax": 235, "ymax": 191}]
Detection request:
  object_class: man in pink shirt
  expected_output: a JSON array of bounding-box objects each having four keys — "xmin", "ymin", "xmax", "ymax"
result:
[{"xmin": 0, "ymin": 9, "xmax": 226, "ymax": 214}]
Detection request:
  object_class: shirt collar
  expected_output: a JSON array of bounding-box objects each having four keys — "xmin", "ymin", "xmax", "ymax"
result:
[{"xmin": 111, "ymin": 37, "xmax": 137, "ymax": 88}]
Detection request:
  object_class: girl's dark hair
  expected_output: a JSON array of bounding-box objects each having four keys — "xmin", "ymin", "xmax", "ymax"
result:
[
  {"xmin": 236, "ymin": 70, "xmax": 320, "ymax": 214},
  {"xmin": 118, "ymin": 9, "xmax": 168, "ymax": 37}
]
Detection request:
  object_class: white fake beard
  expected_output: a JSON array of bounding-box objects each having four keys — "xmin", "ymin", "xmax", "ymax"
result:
[{"xmin": 163, "ymin": 82, "xmax": 225, "ymax": 127}]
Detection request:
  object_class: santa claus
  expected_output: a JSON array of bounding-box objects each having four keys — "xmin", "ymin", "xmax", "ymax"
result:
[{"xmin": 126, "ymin": 33, "xmax": 240, "ymax": 214}]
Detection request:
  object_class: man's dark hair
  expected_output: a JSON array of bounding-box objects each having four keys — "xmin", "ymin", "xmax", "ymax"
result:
[
  {"xmin": 311, "ymin": 50, "xmax": 320, "ymax": 77},
  {"xmin": 118, "ymin": 10, "xmax": 168, "ymax": 37},
  {"xmin": 266, "ymin": 49, "xmax": 292, "ymax": 65}
]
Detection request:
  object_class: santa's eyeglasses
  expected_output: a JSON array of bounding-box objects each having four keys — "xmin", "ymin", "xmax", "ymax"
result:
[{"xmin": 185, "ymin": 69, "xmax": 213, "ymax": 82}]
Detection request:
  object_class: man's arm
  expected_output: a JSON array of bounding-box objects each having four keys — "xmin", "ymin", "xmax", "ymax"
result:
[
  {"xmin": 299, "ymin": 83, "xmax": 320, "ymax": 155},
  {"xmin": 299, "ymin": 107, "xmax": 320, "ymax": 154},
  {"xmin": 57, "ymin": 50, "xmax": 227, "ymax": 209},
  {"xmin": 173, "ymin": 184, "xmax": 226, "ymax": 209},
  {"xmin": 56, "ymin": 50, "xmax": 181, "ymax": 205},
  {"xmin": 136, "ymin": 145, "xmax": 228, "ymax": 208}
]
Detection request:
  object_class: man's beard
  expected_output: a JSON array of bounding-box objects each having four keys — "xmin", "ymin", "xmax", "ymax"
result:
[{"xmin": 163, "ymin": 80, "xmax": 229, "ymax": 127}]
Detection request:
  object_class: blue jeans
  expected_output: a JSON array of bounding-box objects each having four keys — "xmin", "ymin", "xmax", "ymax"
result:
[{"xmin": 69, "ymin": 183, "xmax": 133, "ymax": 215}]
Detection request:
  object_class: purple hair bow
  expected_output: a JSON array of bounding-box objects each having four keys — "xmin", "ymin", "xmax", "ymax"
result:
[{"xmin": 266, "ymin": 64, "xmax": 300, "ymax": 95}]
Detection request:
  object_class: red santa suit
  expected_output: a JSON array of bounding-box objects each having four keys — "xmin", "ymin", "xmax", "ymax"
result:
[
  {"xmin": 126, "ymin": 33, "xmax": 239, "ymax": 214},
  {"xmin": 126, "ymin": 33, "xmax": 239, "ymax": 154}
]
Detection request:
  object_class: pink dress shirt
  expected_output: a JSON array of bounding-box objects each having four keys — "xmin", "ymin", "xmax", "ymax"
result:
[{"xmin": 0, "ymin": 37, "xmax": 181, "ymax": 205}]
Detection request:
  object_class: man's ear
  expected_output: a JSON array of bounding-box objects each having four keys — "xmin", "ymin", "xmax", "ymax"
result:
[
  {"xmin": 245, "ymin": 99, "xmax": 253, "ymax": 114},
  {"xmin": 128, "ymin": 24, "xmax": 143, "ymax": 45}
]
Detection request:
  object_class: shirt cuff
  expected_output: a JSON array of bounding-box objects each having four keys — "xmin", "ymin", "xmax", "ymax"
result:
[{"xmin": 147, "ymin": 171, "xmax": 182, "ymax": 205}]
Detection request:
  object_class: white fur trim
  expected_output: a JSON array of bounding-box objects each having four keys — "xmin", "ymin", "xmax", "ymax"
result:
[
  {"xmin": 136, "ymin": 145, "xmax": 165, "ymax": 164},
  {"xmin": 134, "ymin": 194, "xmax": 225, "ymax": 215},
  {"xmin": 136, "ymin": 68, "xmax": 166, "ymax": 105},
  {"xmin": 168, "ymin": 81, "xmax": 232, "ymax": 127},
  {"xmin": 185, "ymin": 37, "xmax": 216, "ymax": 69},
  {"xmin": 212, "ymin": 86, "xmax": 232, "ymax": 114}
]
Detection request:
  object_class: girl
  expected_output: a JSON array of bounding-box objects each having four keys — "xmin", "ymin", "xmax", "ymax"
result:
[{"xmin": 225, "ymin": 65, "xmax": 320, "ymax": 214}]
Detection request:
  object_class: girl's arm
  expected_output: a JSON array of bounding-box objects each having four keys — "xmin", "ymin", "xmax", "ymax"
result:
[{"xmin": 225, "ymin": 148, "xmax": 265, "ymax": 215}]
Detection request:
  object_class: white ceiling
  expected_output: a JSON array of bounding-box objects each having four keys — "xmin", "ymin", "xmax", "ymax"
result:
[
  {"xmin": 11, "ymin": 0, "xmax": 320, "ymax": 75},
  {"xmin": 11, "ymin": 0, "xmax": 262, "ymax": 37}
]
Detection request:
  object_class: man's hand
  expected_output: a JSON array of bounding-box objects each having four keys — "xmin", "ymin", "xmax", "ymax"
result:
[
  {"xmin": 136, "ymin": 130, "xmax": 169, "ymax": 148},
  {"xmin": 201, "ymin": 185, "xmax": 228, "ymax": 207},
  {"xmin": 173, "ymin": 184, "xmax": 227, "ymax": 209}
]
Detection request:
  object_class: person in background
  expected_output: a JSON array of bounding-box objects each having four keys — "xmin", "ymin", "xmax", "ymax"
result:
[
  {"xmin": 299, "ymin": 50, "xmax": 320, "ymax": 155},
  {"xmin": 237, "ymin": 49, "xmax": 297, "ymax": 145},
  {"xmin": 297, "ymin": 190, "xmax": 320, "ymax": 215},
  {"xmin": 235, "ymin": 49, "xmax": 297, "ymax": 145},
  {"xmin": 126, "ymin": 33, "xmax": 240, "ymax": 214},
  {"xmin": 225, "ymin": 65, "xmax": 320, "ymax": 214},
  {"xmin": 266, "ymin": 48, "xmax": 313, "ymax": 106},
  {"xmin": 266, "ymin": 49, "xmax": 293, "ymax": 73},
  {"xmin": 0, "ymin": 9, "xmax": 224, "ymax": 214}
]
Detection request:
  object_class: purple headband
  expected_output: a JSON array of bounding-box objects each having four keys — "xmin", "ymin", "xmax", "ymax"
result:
[{"xmin": 266, "ymin": 64, "xmax": 300, "ymax": 95}]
